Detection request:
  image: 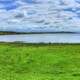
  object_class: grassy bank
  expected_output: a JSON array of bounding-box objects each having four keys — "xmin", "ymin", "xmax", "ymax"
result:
[{"xmin": 0, "ymin": 43, "xmax": 80, "ymax": 80}]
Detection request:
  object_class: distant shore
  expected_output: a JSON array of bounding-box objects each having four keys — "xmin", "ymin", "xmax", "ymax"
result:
[{"xmin": 0, "ymin": 31, "xmax": 77, "ymax": 35}]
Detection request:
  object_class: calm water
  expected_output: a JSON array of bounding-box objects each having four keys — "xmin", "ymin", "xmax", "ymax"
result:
[{"xmin": 0, "ymin": 33, "xmax": 80, "ymax": 43}]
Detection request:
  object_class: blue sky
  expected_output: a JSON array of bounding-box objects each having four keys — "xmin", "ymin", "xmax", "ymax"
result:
[
  {"xmin": 0, "ymin": 0, "xmax": 80, "ymax": 32},
  {"xmin": 0, "ymin": 0, "xmax": 38, "ymax": 10}
]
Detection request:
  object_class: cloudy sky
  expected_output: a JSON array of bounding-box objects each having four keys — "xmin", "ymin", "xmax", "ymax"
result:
[{"xmin": 0, "ymin": 0, "xmax": 80, "ymax": 32}]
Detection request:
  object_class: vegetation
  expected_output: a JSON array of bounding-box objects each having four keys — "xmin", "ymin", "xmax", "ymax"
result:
[
  {"xmin": 0, "ymin": 32, "xmax": 19, "ymax": 35},
  {"xmin": 0, "ymin": 31, "xmax": 77, "ymax": 35},
  {"xmin": 0, "ymin": 43, "xmax": 80, "ymax": 80}
]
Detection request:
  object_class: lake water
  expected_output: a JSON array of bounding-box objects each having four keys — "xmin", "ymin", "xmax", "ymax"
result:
[{"xmin": 0, "ymin": 33, "xmax": 80, "ymax": 43}]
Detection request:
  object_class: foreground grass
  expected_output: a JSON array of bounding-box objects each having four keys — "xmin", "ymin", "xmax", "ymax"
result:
[{"xmin": 0, "ymin": 43, "xmax": 80, "ymax": 80}]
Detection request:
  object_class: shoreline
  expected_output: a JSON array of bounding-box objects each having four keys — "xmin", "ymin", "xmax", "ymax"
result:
[
  {"xmin": 0, "ymin": 42, "xmax": 80, "ymax": 45},
  {"xmin": 0, "ymin": 31, "xmax": 78, "ymax": 35}
]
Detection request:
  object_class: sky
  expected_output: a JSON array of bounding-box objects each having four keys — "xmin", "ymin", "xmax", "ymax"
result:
[{"xmin": 0, "ymin": 0, "xmax": 80, "ymax": 32}]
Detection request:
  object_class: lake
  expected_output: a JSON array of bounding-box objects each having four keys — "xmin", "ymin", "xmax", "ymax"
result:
[{"xmin": 0, "ymin": 33, "xmax": 80, "ymax": 43}]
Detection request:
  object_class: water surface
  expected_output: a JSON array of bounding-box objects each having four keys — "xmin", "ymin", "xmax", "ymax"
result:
[{"xmin": 0, "ymin": 33, "xmax": 80, "ymax": 43}]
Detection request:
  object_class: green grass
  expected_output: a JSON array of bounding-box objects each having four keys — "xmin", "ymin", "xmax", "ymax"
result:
[{"xmin": 0, "ymin": 43, "xmax": 80, "ymax": 80}]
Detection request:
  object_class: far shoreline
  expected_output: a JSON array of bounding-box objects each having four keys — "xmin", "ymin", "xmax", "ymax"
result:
[{"xmin": 0, "ymin": 31, "xmax": 78, "ymax": 35}]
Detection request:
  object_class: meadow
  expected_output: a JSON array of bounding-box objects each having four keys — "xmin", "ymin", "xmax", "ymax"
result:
[{"xmin": 0, "ymin": 43, "xmax": 80, "ymax": 80}]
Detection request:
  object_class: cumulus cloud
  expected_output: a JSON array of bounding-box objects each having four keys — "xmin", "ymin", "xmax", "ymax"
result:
[{"xmin": 0, "ymin": 0, "xmax": 80, "ymax": 32}]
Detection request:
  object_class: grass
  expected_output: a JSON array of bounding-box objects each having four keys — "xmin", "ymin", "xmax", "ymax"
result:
[{"xmin": 0, "ymin": 43, "xmax": 80, "ymax": 80}]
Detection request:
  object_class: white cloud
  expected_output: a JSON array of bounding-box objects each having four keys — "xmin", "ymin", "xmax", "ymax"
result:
[{"xmin": 0, "ymin": 0, "xmax": 80, "ymax": 32}]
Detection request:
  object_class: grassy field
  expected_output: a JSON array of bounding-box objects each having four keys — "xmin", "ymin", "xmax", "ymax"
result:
[{"xmin": 0, "ymin": 43, "xmax": 80, "ymax": 80}]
